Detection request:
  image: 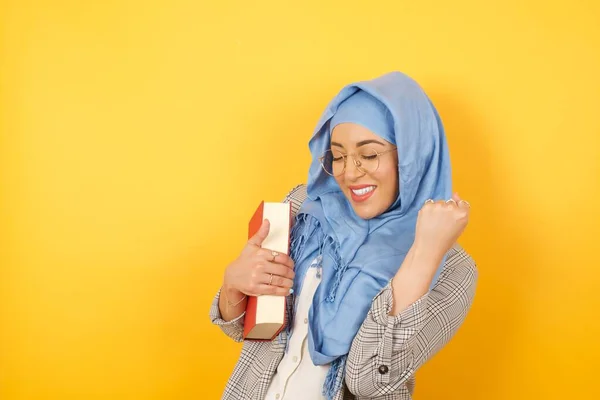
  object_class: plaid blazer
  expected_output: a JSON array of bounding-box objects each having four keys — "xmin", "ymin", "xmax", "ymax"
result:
[{"xmin": 210, "ymin": 184, "xmax": 478, "ymax": 399}]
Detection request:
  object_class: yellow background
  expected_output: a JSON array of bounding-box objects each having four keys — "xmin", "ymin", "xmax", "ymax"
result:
[{"xmin": 1, "ymin": 1, "xmax": 599, "ymax": 399}]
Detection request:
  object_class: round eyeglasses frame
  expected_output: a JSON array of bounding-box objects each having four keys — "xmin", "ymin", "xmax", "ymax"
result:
[{"xmin": 318, "ymin": 147, "xmax": 397, "ymax": 177}]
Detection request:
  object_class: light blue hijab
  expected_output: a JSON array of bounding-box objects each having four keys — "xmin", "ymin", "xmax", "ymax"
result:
[{"xmin": 286, "ymin": 71, "xmax": 452, "ymax": 399}]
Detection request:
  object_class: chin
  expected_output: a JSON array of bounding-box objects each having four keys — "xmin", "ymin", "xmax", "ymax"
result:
[
  {"xmin": 342, "ymin": 189, "xmax": 391, "ymax": 220},
  {"xmin": 348, "ymin": 200, "xmax": 382, "ymax": 220},
  {"xmin": 353, "ymin": 207, "xmax": 380, "ymax": 220}
]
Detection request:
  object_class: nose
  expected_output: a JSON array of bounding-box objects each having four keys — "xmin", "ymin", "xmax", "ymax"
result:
[{"xmin": 344, "ymin": 156, "xmax": 365, "ymax": 181}]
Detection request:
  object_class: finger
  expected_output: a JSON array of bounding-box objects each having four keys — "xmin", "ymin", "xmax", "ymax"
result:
[
  {"xmin": 451, "ymin": 192, "xmax": 470, "ymax": 209},
  {"xmin": 457, "ymin": 198, "xmax": 471, "ymax": 209},
  {"xmin": 263, "ymin": 262, "xmax": 296, "ymax": 280},
  {"xmin": 273, "ymin": 252, "xmax": 295, "ymax": 269},
  {"xmin": 261, "ymin": 273, "xmax": 294, "ymax": 289},
  {"xmin": 257, "ymin": 248, "xmax": 275, "ymax": 261},
  {"xmin": 445, "ymin": 198, "xmax": 458, "ymax": 207},
  {"xmin": 255, "ymin": 284, "xmax": 293, "ymax": 297},
  {"xmin": 248, "ymin": 219, "xmax": 270, "ymax": 248},
  {"xmin": 257, "ymin": 249, "xmax": 295, "ymax": 270}
]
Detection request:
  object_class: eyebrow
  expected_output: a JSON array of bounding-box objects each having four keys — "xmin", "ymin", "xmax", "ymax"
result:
[{"xmin": 330, "ymin": 139, "xmax": 386, "ymax": 148}]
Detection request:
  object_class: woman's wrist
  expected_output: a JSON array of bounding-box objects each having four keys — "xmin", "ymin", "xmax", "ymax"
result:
[
  {"xmin": 410, "ymin": 242, "xmax": 446, "ymax": 269},
  {"xmin": 222, "ymin": 282, "xmax": 244, "ymax": 301},
  {"xmin": 220, "ymin": 281, "xmax": 247, "ymax": 319},
  {"xmin": 392, "ymin": 243, "xmax": 443, "ymax": 287},
  {"xmin": 389, "ymin": 244, "xmax": 442, "ymax": 315}
]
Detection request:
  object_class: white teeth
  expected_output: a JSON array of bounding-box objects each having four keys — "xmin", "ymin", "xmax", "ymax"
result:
[{"xmin": 351, "ymin": 186, "xmax": 375, "ymax": 196}]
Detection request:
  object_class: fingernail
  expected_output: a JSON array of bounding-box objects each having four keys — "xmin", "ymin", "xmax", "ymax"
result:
[{"xmin": 289, "ymin": 288, "xmax": 294, "ymax": 295}]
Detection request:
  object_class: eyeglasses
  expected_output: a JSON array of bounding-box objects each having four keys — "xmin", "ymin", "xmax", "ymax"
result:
[{"xmin": 318, "ymin": 147, "xmax": 397, "ymax": 177}]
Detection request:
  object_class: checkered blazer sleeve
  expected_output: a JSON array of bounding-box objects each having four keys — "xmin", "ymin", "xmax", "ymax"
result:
[
  {"xmin": 208, "ymin": 184, "xmax": 308, "ymax": 343},
  {"xmin": 209, "ymin": 288, "xmax": 246, "ymax": 343},
  {"xmin": 344, "ymin": 244, "xmax": 478, "ymax": 397}
]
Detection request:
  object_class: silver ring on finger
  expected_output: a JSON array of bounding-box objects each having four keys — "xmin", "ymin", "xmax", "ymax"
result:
[
  {"xmin": 268, "ymin": 273, "xmax": 274, "ymax": 285},
  {"xmin": 271, "ymin": 250, "xmax": 279, "ymax": 262},
  {"xmin": 459, "ymin": 200, "xmax": 471, "ymax": 208},
  {"xmin": 446, "ymin": 199, "xmax": 457, "ymax": 205},
  {"xmin": 424, "ymin": 199, "xmax": 434, "ymax": 205}
]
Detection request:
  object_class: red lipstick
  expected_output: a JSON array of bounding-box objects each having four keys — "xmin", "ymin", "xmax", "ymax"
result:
[{"xmin": 348, "ymin": 185, "xmax": 376, "ymax": 203}]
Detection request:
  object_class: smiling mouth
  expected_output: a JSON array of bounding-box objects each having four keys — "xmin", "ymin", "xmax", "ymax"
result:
[{"xmin": 349, "ymin": 185, "xmax": 376, "ymax": 202}]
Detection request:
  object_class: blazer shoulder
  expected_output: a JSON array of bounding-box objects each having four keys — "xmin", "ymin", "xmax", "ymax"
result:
[{"xmin": 282, "ymin": 184, "xmax": 307, "ymax": 218}]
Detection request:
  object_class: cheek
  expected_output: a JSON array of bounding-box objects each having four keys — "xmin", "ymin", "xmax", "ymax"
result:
[{"xmin": 375, "ymin": 161, "xmax": 399, "ymax": 190}]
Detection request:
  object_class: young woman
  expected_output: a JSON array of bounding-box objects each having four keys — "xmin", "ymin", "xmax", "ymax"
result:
[{"xmin": 210, "ymin": 71, "xmax": 478, "ymax": 400}]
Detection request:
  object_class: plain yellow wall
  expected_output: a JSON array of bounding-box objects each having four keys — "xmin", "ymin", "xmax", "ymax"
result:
[{"xmin": 1, "ymin": 1, "xmax": 599, "ymax": 399}]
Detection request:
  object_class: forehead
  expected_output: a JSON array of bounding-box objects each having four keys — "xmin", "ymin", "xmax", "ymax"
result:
[{"xmin": 330, "ymin": 123, "xmax": 392, "ymax": 146}]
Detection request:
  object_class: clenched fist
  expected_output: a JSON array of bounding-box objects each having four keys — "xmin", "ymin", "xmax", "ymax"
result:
[
  {"xmin": 390, "ymin": 193, "xmax": 471, "ymax": 315},
  {"xmin": 414, "ymin": 192, "xmax": 471, "ymax": 261}
]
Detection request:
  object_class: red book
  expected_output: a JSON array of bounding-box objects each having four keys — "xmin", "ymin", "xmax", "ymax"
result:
[{"xmin": 243, "ymin": 201, "xmax": 292, "ymax": 341}]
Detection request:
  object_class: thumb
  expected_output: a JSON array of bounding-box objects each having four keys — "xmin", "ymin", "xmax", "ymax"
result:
[{"xmin": 248, "ymin": 219, "xmax": 270, "ymax": 247}]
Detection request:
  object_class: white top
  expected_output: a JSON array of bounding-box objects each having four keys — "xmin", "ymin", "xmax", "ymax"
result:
[{"xmin": 264, "ymin": 256, "xmax": 329, "ymax": 400}]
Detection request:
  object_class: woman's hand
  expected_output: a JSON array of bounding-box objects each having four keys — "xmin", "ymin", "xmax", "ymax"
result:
[
  {"xmin": 389, "ymin": 193, "xmax": 470, "ymax": 315},
  {"xmin": 223, "ymin": 219, "xmax": 295, "ymax": 299},
  {"xmin": 413, "ymin": 192, "xmax": 471, "ymax": 262}
]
